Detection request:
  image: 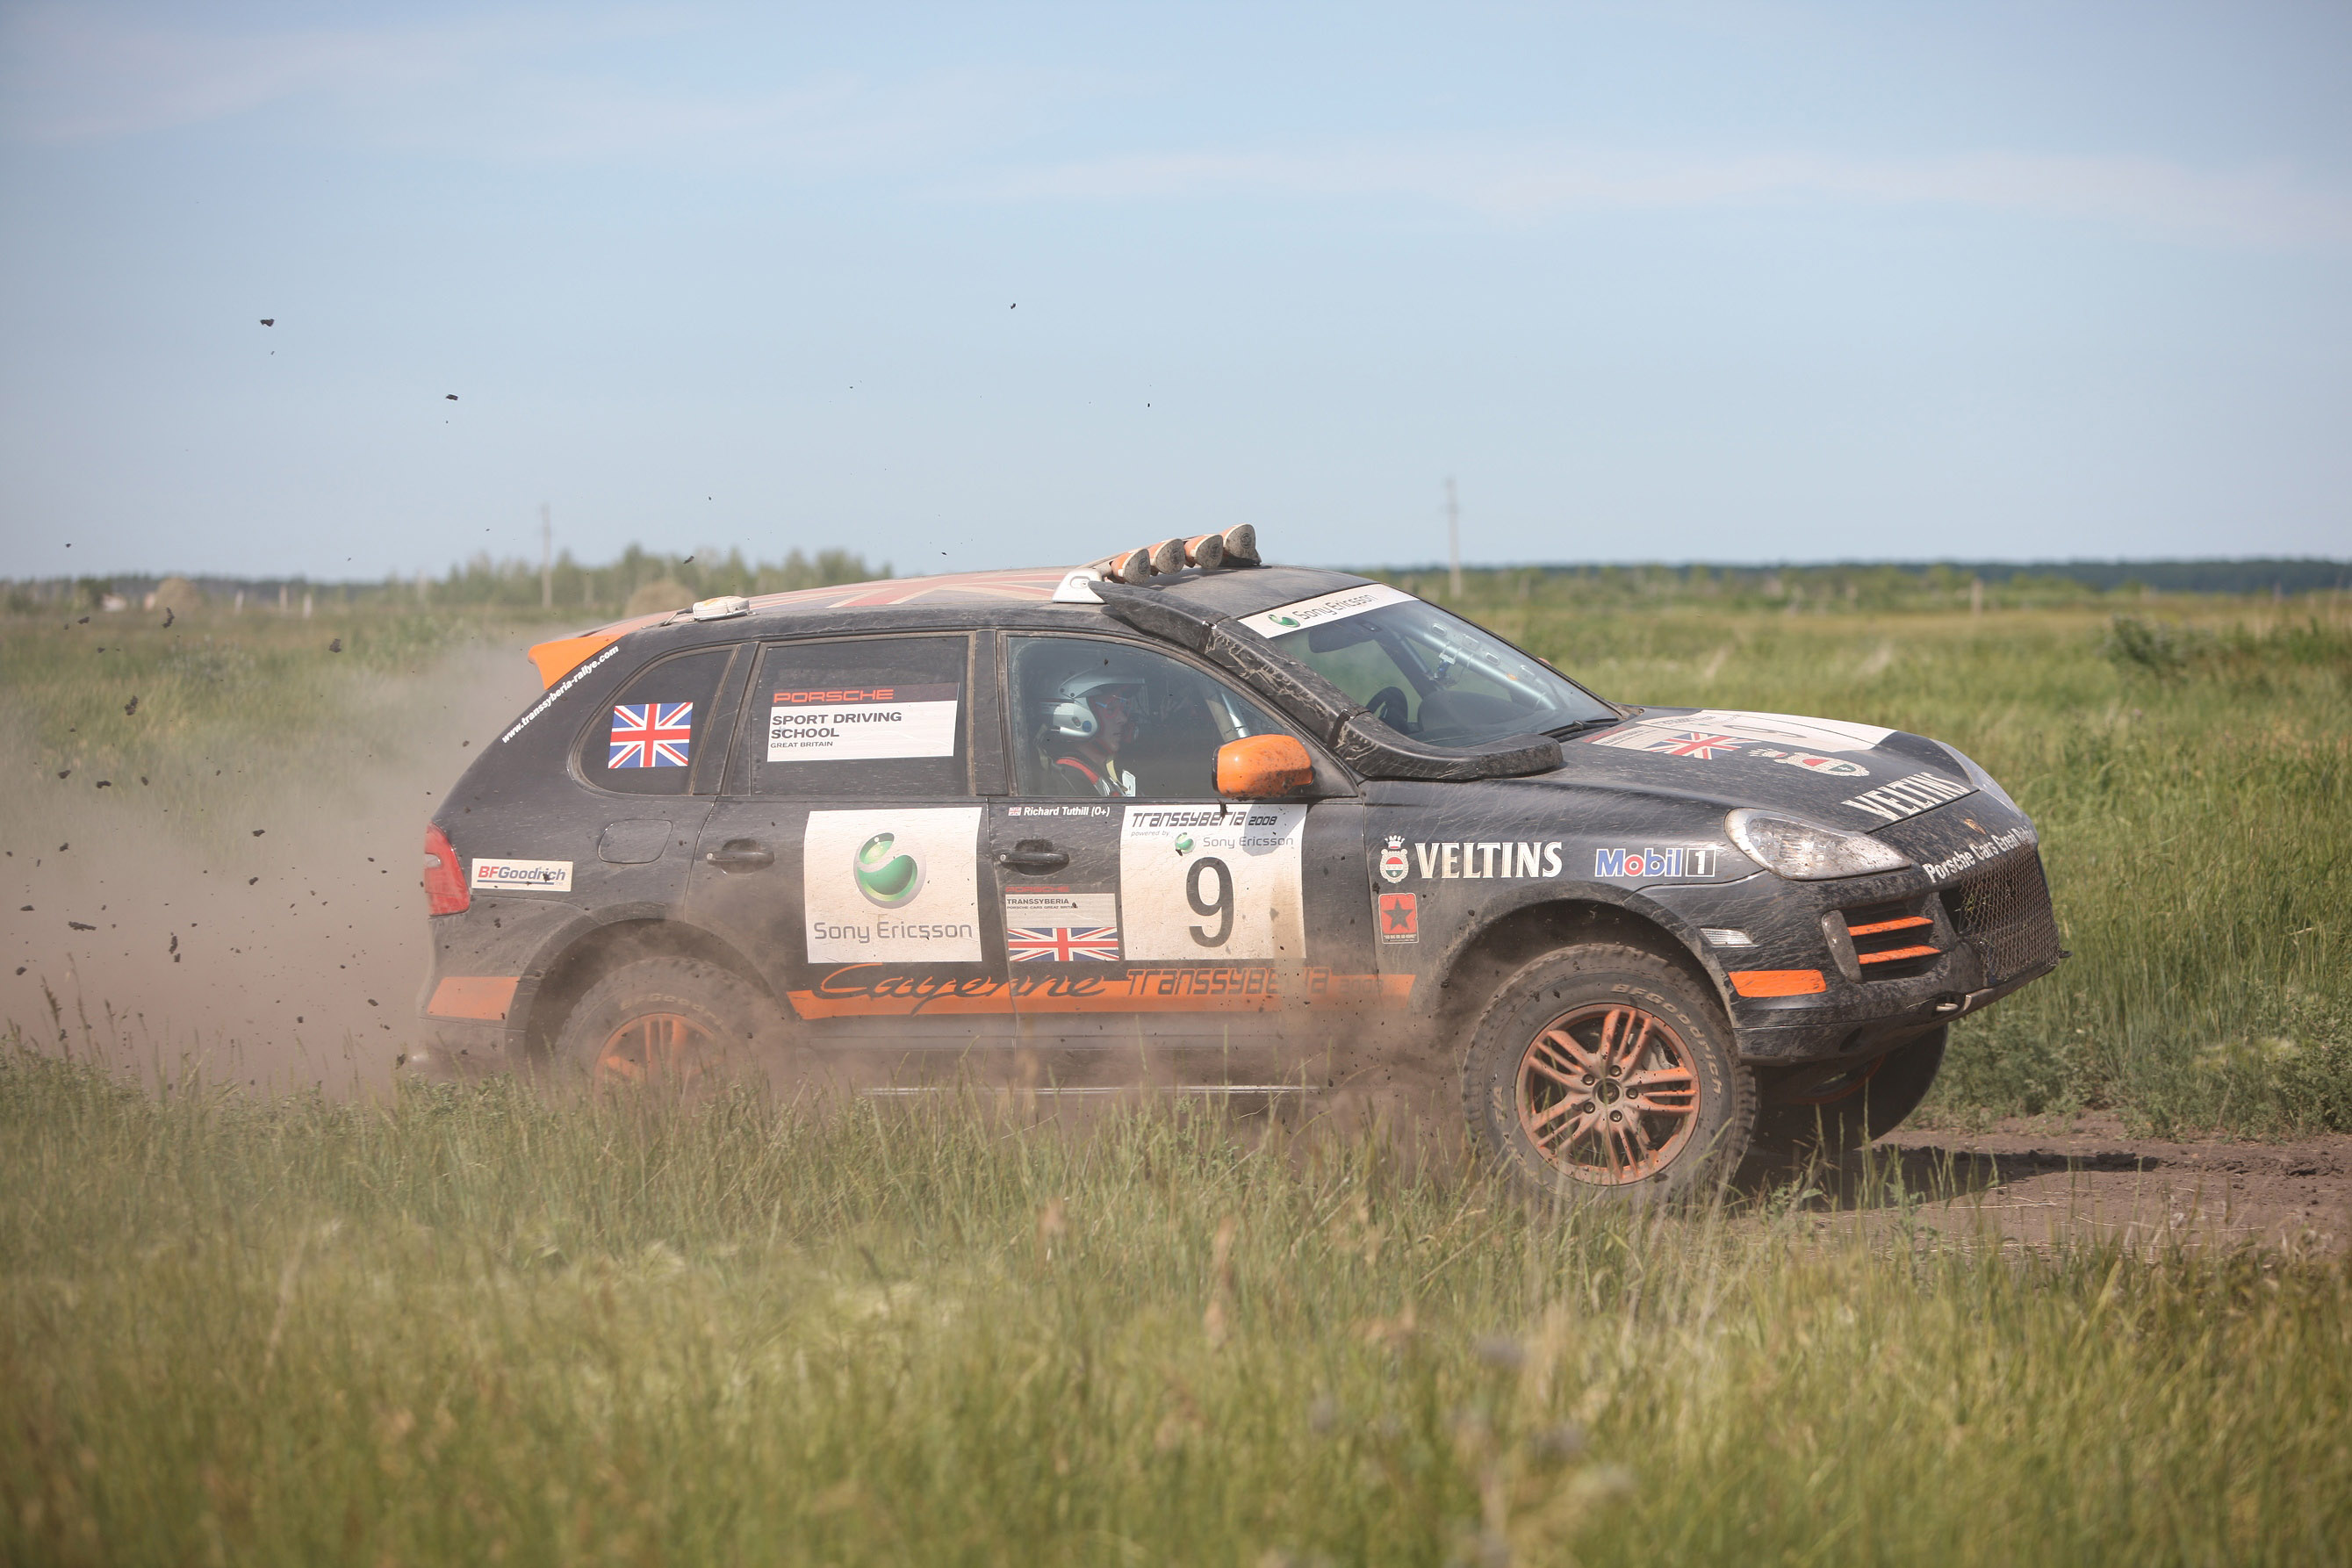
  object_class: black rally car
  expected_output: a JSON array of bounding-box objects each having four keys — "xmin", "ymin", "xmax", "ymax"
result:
[{"xmin": 410, "ymin": 529, "xmax": 2062, "ymax": 1199}]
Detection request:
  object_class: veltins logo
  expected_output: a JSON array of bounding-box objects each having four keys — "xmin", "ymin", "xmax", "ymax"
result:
[{"xmin": 853, "ymin": 832, "xmax": 924, "ymax": 908}]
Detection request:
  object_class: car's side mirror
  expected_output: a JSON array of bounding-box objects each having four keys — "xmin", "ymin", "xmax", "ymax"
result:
[{"xmin": 1217, "ymin": 734, "xmax": 1316, "ymax": 799}]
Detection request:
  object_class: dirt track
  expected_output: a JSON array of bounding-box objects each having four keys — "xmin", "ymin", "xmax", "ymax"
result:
[{"xmin": 1817, "ymin": 1115, "xmax": 2352, "ymax": 1254}]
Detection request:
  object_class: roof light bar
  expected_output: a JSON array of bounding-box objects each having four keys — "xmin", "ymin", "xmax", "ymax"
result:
[{"xmin": 1092, "ymin": 524, "xmax": 1258, "ymax": 585}]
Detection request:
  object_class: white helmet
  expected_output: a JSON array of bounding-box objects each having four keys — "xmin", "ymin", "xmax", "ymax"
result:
[{"xmin": 1039, "ymin": 665, "xmax": 1147, "ymax": 741}]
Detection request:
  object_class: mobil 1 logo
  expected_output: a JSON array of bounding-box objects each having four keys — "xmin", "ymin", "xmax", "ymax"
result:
[{"xmin": 1118, "ymin": 803, "xmax": 1306, "ymax": 962}]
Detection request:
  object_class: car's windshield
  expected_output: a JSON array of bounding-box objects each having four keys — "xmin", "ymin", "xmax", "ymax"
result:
[{"xmin": 1248, "ymin": 586, "xmax": 1615, "ymax": 747}]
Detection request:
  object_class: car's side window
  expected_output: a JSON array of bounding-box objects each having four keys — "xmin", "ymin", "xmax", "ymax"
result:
[
  {"xmin": 1006, "ymin": 636, "xmax": 1291, "ymax": 799},
  {"xmin": 576, "ymin": 644, "xmax": 738, "ymax": 796},
  {"xmin": 731, "ymin": 635, "xmax": 972, "ymax": 798}
]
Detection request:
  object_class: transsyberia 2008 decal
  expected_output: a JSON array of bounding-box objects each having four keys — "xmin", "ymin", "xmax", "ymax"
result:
[
  {"xmin": 767, "ymin": 683, "xmax": 959, "ymax": 763},
  {"xmin": 609, "ymin": 701, "xmax": 692, "ymax": 768},
  {"xmin": 1118, "ymin": 803, "xmax": 1306, "ymax": 961},
  {"xmin": 470, "ymin": 858, "xmax": 572, "ymax": 892},
  {"xmin": 1236, "ymin": 582, "xmax": 1415, "ymax": 639},
  {"xmin": 1745, "ymin": 748, "xmax": 1867, "ymax": 779},
  {"xmin": 1588, "ymin": 708, "xmax": 1894, "ymax": 760},
  {"xmin": 1004, "ymin": 889, "xmax": 1122, "ymax": 961},
  {"xmin": 1840, "ymin": 772, "xmax": 1973, "ymax": 825},
  {"xmin": 1917, "ymin": 825, "xmax": 2037, "ymax": 882},
  {"xmin": 802, "ymin": 808, "xmax": 983, "ymax": 962},
  {"xmin": 1593, "ymin": 846, "xmax": 1726, "ymax": 880}
]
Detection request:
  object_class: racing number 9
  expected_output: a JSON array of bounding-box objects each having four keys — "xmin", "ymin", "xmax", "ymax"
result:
[{"xmin": 1185, "ymin": 857, "xmax": 1234, "ymax": 947}]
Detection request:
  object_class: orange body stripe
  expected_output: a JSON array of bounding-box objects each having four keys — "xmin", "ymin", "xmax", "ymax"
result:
[
  {"xmin": 1728, "ymin": 969, "xmax": 1827, "ymax": 998},
  {"xmin": 787, "ymin": 969, "xmax": 1413, "ymax": 1021},
  {"xmin": 1855, "ymin": 945, "xmax": 1940, "ymax": 965},
  {"xmin": 1845, "ymin": 915, "xmax": 1933, "ymax": 937},
  {"xmin": 427, "ymin": 975, "xmax": 521, "ymax": 1020}
]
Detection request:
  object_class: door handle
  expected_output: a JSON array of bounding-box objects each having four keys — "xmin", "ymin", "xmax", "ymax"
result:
[
  {"xmin": 994, "ymin": 839, "xmax": 1069, "ymax": 874},
  {"xmin": 704, "ymin": 838, "xmax": 775, "ymax": 873}
]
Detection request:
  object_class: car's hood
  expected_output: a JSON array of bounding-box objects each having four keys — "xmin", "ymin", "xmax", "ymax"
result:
[{"xmin": 1543, "ymin": 708, "xmax": 1977, "ymax": 831}]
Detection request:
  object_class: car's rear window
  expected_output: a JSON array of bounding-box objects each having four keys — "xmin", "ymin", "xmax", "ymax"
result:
[
  {"xmin": 576, "ymin": 645, "xmax": 739, "ymax": 795},
  {"xmin": 730, "ymin": 635, "xmax": 971, "ymax": 797}
]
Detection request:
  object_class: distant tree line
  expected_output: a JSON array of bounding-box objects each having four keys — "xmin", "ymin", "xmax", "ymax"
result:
[
  {"xmin": 1367, "ymin": 558, "xmax": 2350, "ymax": 614},
  {"xmin": 3, "ymin": 544, "xmax": 888, "ymax": 615}
]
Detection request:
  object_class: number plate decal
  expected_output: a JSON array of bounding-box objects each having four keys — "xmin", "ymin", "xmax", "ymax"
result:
[{"xmin": 1118, "ymin": 804, "xmax": 1307, "ymax": 962}]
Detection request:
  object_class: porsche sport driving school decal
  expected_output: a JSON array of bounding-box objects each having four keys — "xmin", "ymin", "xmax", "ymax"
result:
[
  {"xmin": 768, "ymin": 684, "xmax": 959, "ymax": 762},
  {"xmin": 803, "ymin": 808, "xmax": 984, "ymax": 963},
  {"xmin": 1236, "ymin": 582, "xmax": 1415, "ymax": 639},
  {"xmin": 1118, "ymin": 804, "xmax": 1306, "ymax": 962},
  {"xmin": 471, "ymin": 858, "xmax": 572, "ymax": 892}
]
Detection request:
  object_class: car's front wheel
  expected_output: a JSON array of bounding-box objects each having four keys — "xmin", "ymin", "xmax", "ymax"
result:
[
  {"xmin": 1462, "ymin": 945, "xmax": 1755, "ymax": 1205},
  {"xmin": 550, "ymin": 956, "xmax": 773, "ymax": 1096}
]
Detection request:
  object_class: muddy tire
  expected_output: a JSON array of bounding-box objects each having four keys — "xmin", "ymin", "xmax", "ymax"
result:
[
  {"xmin": 1750, "ymin": 1026, "xmax": 1946, "ymax": 1164},
  {"xmin": 550, "ymin": 956, "xmax": 773, "ymax": 1096},
  {"xmin": 1462, "ymin": 945, "xmax": 1755, "ymax": 1205}
]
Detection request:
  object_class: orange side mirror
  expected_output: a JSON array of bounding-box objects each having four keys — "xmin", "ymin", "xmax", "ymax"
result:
[{"xmin": 1217, "ymin": 734, "xmax": 1315, "ymax": 799}]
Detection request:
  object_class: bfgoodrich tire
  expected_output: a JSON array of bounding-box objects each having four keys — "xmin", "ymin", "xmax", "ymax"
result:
[
  {"xmin": 1750, "ymin": 1026, "xmax": 1946, "ymax": 1164},
  {"xmin": 550, "ymin": 956, "xmax": 772, "ymax": 1095},
  {"xmin": 1463, "ymin": 945, "xmax": 1755, "ymax": 1205}
]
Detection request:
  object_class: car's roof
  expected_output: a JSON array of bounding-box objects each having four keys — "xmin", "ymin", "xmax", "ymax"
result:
[{"xmin": 527, "ymin": 562, "xmax": 1378, "ymax": 687}]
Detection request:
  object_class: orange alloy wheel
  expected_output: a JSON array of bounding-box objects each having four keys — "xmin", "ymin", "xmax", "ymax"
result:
[
  {"xmin": 593, "ymin": 1011, "xmax": 719, "ymax": 1091},
  {"xmin": 1515, "ymin": 1003, "xmax": 1701, "ymax": 1184}
]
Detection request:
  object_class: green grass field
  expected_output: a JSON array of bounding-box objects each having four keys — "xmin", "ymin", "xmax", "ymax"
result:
[
  {"xmin": 4, "ymin": 1057, "xmax": 2348, "ymax": 1566},
  {"xmin": 4, "ymin": 586, "xmax": 2349, "ymax": 1564}
]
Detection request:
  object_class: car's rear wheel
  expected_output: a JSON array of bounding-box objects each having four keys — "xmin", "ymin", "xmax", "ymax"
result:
[
  {"xmin": 1750, "ymin": 1026, "xmax": 1946, "ymax": 1165},
  {"xmin": 1463, "ymin": 945, "xmax": 1754, "ymax": 1205},
  {"xmin": 550, "ymin": 956, "xmax": 772, "ymax": 1097}
]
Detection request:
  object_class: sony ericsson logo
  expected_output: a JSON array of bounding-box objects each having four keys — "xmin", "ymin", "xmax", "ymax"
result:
[
  {"xmin": 853, "ymin": 831, "xmax": 925, "ymax": 908},
  {"xmin": 1266, "ymin": 613, "xmax": 1301, "ymax": 629}
]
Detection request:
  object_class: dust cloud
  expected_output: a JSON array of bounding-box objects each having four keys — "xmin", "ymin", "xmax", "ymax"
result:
[{"xmin": 1, "ymin": 643, "xmax": 543, "ymax": 1096}]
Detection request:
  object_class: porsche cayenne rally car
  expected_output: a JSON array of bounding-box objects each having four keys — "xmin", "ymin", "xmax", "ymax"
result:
[{"xmin": 407, "ymin": 528, "xmax": 2063, "ymax": 1201}]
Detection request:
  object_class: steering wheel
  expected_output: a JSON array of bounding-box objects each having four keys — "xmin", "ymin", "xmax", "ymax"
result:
[{"xmin": 1365, "ymin": 686, "xmax": 1412, "ymax": 731}]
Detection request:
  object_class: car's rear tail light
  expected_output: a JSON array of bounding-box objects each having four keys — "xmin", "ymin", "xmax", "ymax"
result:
[{"xmin": 423, "ymin": 823, "xmax": 469, "ymax": 916}]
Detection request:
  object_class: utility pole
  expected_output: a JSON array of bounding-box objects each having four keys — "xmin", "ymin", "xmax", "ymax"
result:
[
  {"xmin": 539, "ymin": 503, "xmax": 553, "ymax": 610},
  {"xmin": 1445, "ymin": 476, "xmax": 1462, "ymax": 601}
]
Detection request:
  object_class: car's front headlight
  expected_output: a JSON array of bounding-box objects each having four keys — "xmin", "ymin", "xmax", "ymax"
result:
[{"xmin": 1724, "ymin": 809, "xmax": 1913, "ymax": 880}]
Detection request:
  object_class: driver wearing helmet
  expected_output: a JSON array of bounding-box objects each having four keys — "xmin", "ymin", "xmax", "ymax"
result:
[{"xmin": 1037, "ymin": 665, "xmax": 1145, "ymax": 796}]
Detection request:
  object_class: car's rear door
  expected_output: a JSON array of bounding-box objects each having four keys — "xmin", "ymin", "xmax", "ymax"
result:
[{"xmin": 683, "ymin": 631, "xmax": 1018, "ymax": 1049}]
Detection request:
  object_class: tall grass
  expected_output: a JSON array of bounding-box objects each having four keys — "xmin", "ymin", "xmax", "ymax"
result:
[{"xmin": 3, "ymin": 1050, "xmax": 2347, "ymax": 1566}]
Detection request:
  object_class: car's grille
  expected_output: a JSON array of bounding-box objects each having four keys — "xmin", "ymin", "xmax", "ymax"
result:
[
  {"xmin": 1838, "ymin": 899, "xmax": 1942, "ymax": 979},
  {"xmin": 1939, "ymin": 849, "xmax": 2062, "ymax": 985}
]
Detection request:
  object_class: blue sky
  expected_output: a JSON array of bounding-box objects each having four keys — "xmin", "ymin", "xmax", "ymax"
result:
[{"xmin": 3, "ymin": 1, "xmax": 2347, "ymax": 580}]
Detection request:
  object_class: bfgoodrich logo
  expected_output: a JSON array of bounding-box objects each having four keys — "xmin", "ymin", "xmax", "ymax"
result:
[{"xmin": 853, "ymin": 832, "xmax": 924, "ymax": 908}]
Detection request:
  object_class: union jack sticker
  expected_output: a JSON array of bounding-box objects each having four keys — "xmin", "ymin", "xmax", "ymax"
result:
[
  {"xmin": 1007, "ymin": 925, "xmax": 1123, "ymax": 962},
  {"xmin": 610, "ymin": 701, "xmax": 693, "ymax": 768}
]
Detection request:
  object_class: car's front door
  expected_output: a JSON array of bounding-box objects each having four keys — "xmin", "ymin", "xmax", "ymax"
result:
[
  {"xmin": 683, "ymin": 632, "xmax": 1019, "ymax": 1051},
  {"xmin": 986, "ymin": 633, "xmax": 1383, "ymax": 1079}
]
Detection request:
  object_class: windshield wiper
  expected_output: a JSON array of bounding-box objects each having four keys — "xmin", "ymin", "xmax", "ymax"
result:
[{"xmin": 1544, "ymin": 716, "xmax": 1621, "ymax": 740}]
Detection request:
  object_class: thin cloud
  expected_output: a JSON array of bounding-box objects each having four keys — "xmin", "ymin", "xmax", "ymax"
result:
[{"xmin": 974, "ymin": 143, "xmax": 2352, "ymax": 250}]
